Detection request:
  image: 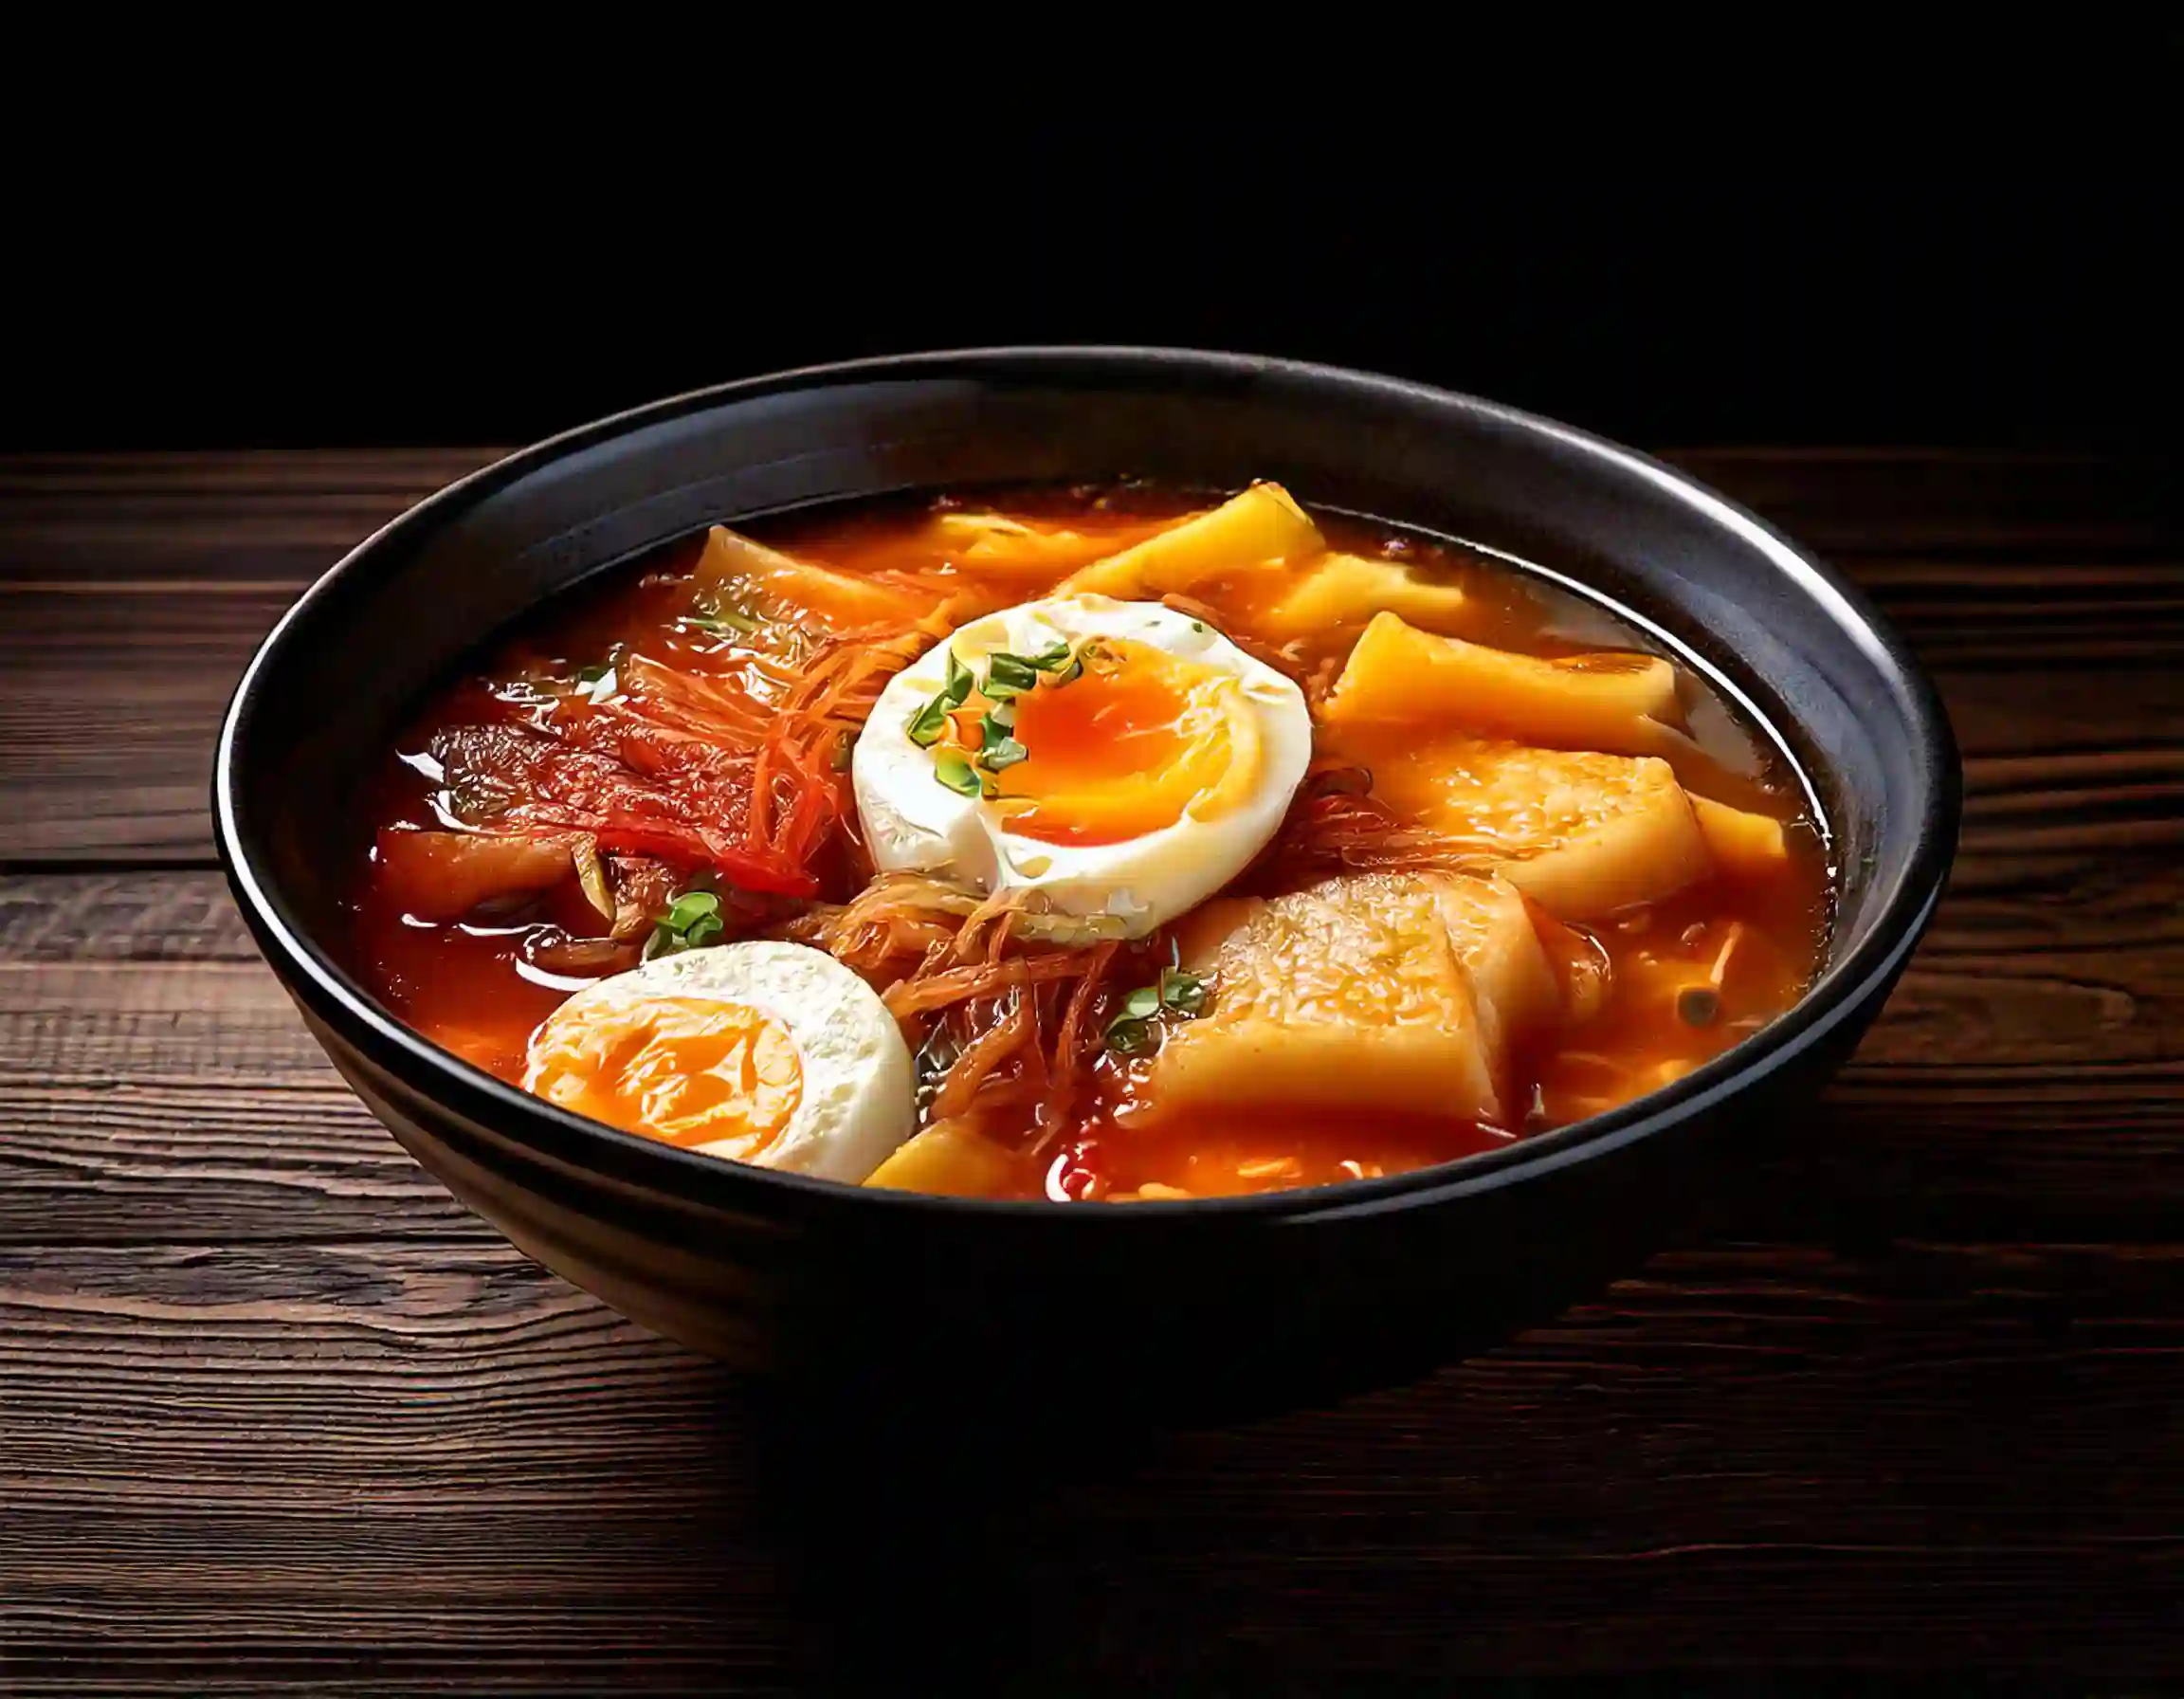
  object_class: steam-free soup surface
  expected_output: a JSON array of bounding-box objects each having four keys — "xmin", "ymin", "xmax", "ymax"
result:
[{"xmin": 349, "ymin": 484, "xmax": 1829, "ymax": 1201}]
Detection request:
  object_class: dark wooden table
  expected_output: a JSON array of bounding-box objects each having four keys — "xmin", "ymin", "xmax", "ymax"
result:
[{"xmin": 3, "ymin": 451, "xmax": 2179, "ymax": 1692}]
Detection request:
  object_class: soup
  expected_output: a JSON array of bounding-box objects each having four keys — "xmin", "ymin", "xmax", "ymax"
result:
[{"xmin": 346, "ymin": 484, "xmax": 1829, "ymax": 1202}]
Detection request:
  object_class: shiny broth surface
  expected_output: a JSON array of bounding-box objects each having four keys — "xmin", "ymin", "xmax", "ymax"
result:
[{"xmin": 347, "ymin": 486, "xmax": 1829, "ymax": 1201}]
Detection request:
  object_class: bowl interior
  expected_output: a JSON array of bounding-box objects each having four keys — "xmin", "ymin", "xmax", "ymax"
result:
[{"xmin": 223, "ymin": 350, "xmax": 1954, "ymax": 1197}]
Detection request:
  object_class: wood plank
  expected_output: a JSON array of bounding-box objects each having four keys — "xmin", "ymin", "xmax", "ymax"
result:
[
  {"xmin": 0, "ymin": 587, "xmax": 295, "ymax": 859},
  {"xmin": 1, "ymin": 1232, "xmax": 2177, "ymax": 1685},
  {"xmin": 0, "ymin": 450, "xmax": 499, "ymax": 585}
]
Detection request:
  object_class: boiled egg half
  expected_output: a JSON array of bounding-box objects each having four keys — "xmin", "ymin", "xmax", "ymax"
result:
[
  {"xmin": 853, "ymin": 597, "xmax": 1312, "ymax": 936},
  {"xmin": 521, "ymin": 941, "xmax": 915, "ymax": 1182}
]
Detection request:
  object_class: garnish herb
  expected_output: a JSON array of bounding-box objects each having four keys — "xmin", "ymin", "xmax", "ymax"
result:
[
  {"xmin": 983, "ymin": 652, "xmax": 1039, "ymax": 698},
  {"xmin": 920, "ymin": 639, "xmax": 1094, "ymax": 795},
  {"xmin": 941, "ymin": 649, "xmax": 974, "ymax": 706},
  {"xmin": 976, "ymin": 708, "xmax": 1028, "ymax": 774},
  {"xmin": 909, "ymin": 649, "xmax": 977, "ymax": 748},
  {"xmin": 1157, "ymin": 963, "xmax": 1210, "ymax": 1017},
  {"xmin": 646, "ymin": 887, "xmax": 726, "ymax": 959},
  {"xmin": 1119, "ymin": 985, "xmax": 1162, "ymax": 1020},
  {"xmin": 1103, "ymin": 961, "xmax": 1211, "ymax": 1055},
  {"xmin": 682, "ymin": 603, "xmax": 759, "ymax": 638},
  {"xmin": 574, "ymin": 652, "xmax": 622, "ymax": 704},
  {"xmin": 1104, "ymin": 1020, "xmax": 1160, "ymax": 1057},
  {"xmin": 906, "ymin": 696, "xmax": 949, "ymax": 748},
  {"xmin": 683, "ymin": 613, "xmax": 755, "ymax": 638},
  {"xmin": 685, "ymin": 588, "xmax": 762, "ymax": 638},
  {"xmin": 933, "ymin": 749, "xmax": 983, "ymax": 797}
]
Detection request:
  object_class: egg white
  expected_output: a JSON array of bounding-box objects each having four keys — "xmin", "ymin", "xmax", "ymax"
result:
[
  {"xmin": 522, "ymin": 941, "xmax": 915, "ymax": 1182},
  {"xmin": 851, "ymin": 596, "xmax": 1312, "ymax": 937}
]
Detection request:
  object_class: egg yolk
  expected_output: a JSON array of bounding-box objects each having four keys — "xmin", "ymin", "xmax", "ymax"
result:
[
  {"xmin": 982, "ymin": 639, "xmax": 1263, "ymax": 846},
  {"xmin": 524, "ymin": 996, "xmax": 803, "ymax": 1155}
]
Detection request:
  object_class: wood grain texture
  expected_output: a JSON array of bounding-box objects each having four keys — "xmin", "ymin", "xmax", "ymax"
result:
[{"xmin": 1, "ymin": 451, "xmax": 2180, "ymax": 1690}]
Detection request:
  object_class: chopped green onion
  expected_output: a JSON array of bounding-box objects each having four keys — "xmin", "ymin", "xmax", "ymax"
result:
[
  {"xmin": 933, "ymin": 749, "xmax": 982, "ymax": 797},
  {"xmin": 941, "ymin": 649, "xmax": 974, "ymax": 708},
  {"xmin": 1119, "ymin": 984, "xmax": 1162, "ymax": 1021},
  {"xmin": 985, "ymin": 652, "xmax": 1039, "ymax": 697},
  {"xmin": 664, "ymin": 891, "xmax": 721, "ymax": 931},
  {"xmin": 683, "ymin": 604, "xmax": 759, "ymax": 637},
  {"xmin": 911, "ymin": 652, "xmax": 977, "ymax": 746},
  {"xmin": 646, "ymin": 886, "xmax": 728, "ymax": 959},
  {"xmin": 688, "ymin": 587, "xmax": 761, "ymax": 635},
  {"xmin": 1103, "ymin": 1016, "xmax": 1158, "ymax": 1056},
  {"xmin": 906, "ymin": 695, "xmax": 950, "ymax": 748},
  {"xmin": 1027, "ymin": 640, "xmax": 1075, "ymax": 671},
  {"xmin": 1104, "ymin": 962, "xmax": 1211, "ymax": 1053},
  {"xmin": 1158, "ymin": 966, "xmax": 1209, "ymax": 1017},
  {"xmin": 1050, "ymin": 656, "xmax": 1084, "ymax": 686},
  {"xmin": 573, "ymin": 659, "xmax": 621, "ymax": 704},
  {"xmin": 573, "ymin": 647, "xmax": 628, "ymax": 705},
  {"xmin": 976, "ymin": 711, "xmax": 1028, "ymax": 772}
]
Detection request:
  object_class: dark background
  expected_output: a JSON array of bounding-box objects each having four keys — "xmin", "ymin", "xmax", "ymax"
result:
[{"xmin": 12, "ymin": 37, "xmax": 2178, "ymax": 455}]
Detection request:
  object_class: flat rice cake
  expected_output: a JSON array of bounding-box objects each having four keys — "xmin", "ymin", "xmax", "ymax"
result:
[
  {"xmin": 1053, "ymin": 483, "xmax": 1322, "ymax": 601},
  {"xmin": 1322, "ymin": 612, "xmax": 1679, "ymax": 756},
  {"xmin": 1332, "ymin": 730, "xmax": 1715, "ymax": 921},
  {"xmin": 1691, "ymin": 795, "xmax": 1793, "ymax": 879},
  {"xmin": 1146, "ymin": 870, "xmax": 1559, "ymax": 1129},
  {"xmin": 1253, "ymin": 555, "xmax": 1474, "ymax": 640}
]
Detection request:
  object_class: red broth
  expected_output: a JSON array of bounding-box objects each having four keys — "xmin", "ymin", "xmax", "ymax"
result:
[{"xmin": 346, "ymin": 486, "xmax": 1830, "ymax": 1201}]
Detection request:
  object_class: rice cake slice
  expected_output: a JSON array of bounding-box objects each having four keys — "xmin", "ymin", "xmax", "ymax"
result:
[
  {"xmin": 1255, "ymin": 555, "xmax": 1474, "ymax": 639},
  {"xmin": 1691, "ymin": 795, "xmax": 1793, "ymax": 879},
  {"xmin": 1053, "ymin": 483, "xmax": 1322, "ymax": 600},
  {"xmin": 1147, "ymin": 870, "xmax": 1558, "ymax": 1129},
  {"xmin": 1323, "ymin": 612, "xmax": 1679, "ymax": 756},
  {"xmin": 1329, "ymin": 730, "xmax": 1715, "ymax": 921}
]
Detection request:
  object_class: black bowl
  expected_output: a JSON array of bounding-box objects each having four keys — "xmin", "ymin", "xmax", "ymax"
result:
[{"xmin": 214, "ymin": 349, "xmax": 1958, "ymax": 1424}]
